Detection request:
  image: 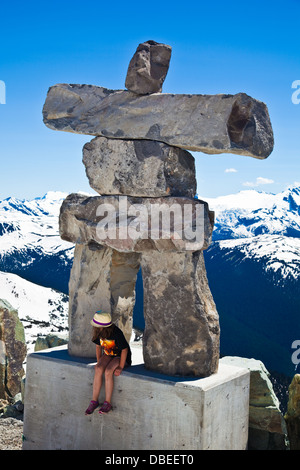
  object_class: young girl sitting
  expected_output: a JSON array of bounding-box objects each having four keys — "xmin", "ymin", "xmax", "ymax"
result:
[{"xmin": 85, "ymin": 311, "xmax": 132, "ymax": 415}]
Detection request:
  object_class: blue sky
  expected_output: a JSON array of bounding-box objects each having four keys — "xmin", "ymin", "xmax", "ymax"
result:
[{"xmin": 0, "ymin": 0, "xmax": 300, "ymax": 199}]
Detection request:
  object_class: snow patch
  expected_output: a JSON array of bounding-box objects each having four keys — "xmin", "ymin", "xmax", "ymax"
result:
[{"xmin": 0, "ymin": 271, "xmax": 69, "ymax": 354}]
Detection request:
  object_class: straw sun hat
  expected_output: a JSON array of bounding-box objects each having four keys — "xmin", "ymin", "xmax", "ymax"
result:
[{"xmin": 91, "ymin": 311, "xmax": 113, "ymax": 328}]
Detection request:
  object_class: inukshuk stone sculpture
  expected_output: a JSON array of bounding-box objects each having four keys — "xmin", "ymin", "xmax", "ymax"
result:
[{"xmin": 43, "ymin": 40, "xmax": 274, "ymax": 377}]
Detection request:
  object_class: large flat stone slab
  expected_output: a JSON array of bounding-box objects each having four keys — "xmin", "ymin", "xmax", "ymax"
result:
[
  {"xmin": 59, "ymin": 193, "xmax": 214, "ymax": 252},
  {"xmin": 22, "ymin": 345, "xmax": 250, "ymax": 450},
  {"xmin": 43, "ymin": 84, "xmax": 274, "ymax": 159}
]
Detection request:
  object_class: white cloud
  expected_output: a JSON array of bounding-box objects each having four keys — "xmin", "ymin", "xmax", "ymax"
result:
[
  {"xmin": 225, "ymin": 168, "xmax": 238, "ymax": 173},
  {"xmin": 243, "ymin": 177, "xmax": 274, "ymax": 187}
]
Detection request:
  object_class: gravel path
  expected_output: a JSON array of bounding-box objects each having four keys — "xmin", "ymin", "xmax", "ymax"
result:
[{"xmin": 0, "ymin": 418, "xmax": 23, "ymax": 450}]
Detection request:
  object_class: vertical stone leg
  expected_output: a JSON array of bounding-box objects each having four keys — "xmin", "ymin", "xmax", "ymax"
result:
[
  {"xmin": 141, "ymin": 250, "xmax": 220, "ymax": 377},
  {"xmin": 68, "ymin": 243, "xmax": 113, "ymax": 357},
  {"xmin": 110, "ymin": 250, "xmax": 141, "ymax": 343},
  {"xmin": 68, "ymin": 243, "xmax": 140, "ymax": 357}
]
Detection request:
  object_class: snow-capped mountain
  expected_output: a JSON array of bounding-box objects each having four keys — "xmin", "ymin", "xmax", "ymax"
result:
[
  {"xmin": 0, "ymin": 192, "xmax": 72, "ymax": 352},
  {"xmin": 0, "ymin": 187, "xmax": 299, "ymax": 377},
  {"xmin": 0, "ymin": 270, "xmax": 68, "ymax": 354},
  {"xmin": 209, "ymin": 235, "xmax": 300, "ymax": 283},
  {"xmin": 0, "ymin": 191, "xmax": 75, "ymax": 293},
  {"xmin": 199, "ymin": 185, "xmax": 300, "ymax": 377},
  {"xmin": 204, "ymin": 237, "xmax": 300, "ymax": 378},
  {"xmin": 200, "ymin": 184, "xmax": 300, "ymax": 283},
  {"xmin": 1, "ymin": 186, "xmax": 299, "ymax": 289},
  {"xmin": 202, "ymin": 185, "xmax": 300, "ymax": 240}
]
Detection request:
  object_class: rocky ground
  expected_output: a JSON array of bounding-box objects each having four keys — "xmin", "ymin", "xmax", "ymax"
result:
[
  {"xmin": 0, "ymin": 399, "xmax": 24, "ymax": 451},
  {"xmin": 0, "ymin": 418, "xmax": 23, "ymax": 450}
]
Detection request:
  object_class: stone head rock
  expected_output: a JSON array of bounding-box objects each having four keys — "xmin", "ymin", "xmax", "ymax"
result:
[{"xmin": 125, "ymin": 40, "xmax": 172, "ymax": 95}]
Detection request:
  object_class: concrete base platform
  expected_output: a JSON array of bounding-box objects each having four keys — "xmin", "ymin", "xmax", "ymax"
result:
[{"xmin": 23, "ymin": 345, "xmax": 250, "ymax": 450}]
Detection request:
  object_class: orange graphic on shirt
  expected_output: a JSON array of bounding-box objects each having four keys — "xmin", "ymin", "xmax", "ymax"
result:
[{"xmin": 100, "ymin": 339, "xmax": 117, "ymax": 356}]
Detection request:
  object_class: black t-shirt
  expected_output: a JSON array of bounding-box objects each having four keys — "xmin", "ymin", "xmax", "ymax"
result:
[{"xmin": 92, "ymin": 325, "xmax": 132, "ymax": 366}]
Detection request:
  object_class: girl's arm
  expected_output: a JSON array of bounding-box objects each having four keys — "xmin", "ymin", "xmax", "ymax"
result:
[
  {"xmin": 96, "ymin": 344, "xmax": 102, "ymax": 363},
  {"xmin": 114, "ymin": 348, "xmax": 128, "ymax": 376}
]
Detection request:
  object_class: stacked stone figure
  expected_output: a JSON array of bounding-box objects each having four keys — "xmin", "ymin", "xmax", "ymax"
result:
[{"xmin": 43, "ymin": 40, "xmax": 274, "ymax": 377}]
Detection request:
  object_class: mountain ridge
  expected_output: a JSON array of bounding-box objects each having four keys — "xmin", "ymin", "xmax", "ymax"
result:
[
  {"xmin": 0, "ymin": 187, "xmax": 299, "ymax": 377},
  {"xmin": 200, "ymin": 185, "xmax": 300, "ymax": 240}
]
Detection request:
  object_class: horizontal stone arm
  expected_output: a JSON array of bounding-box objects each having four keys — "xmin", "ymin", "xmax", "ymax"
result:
[
  {"xmin": 43, "ymin": 84, "xmax": 274, "ymax": 159},
  {"xmin": 59, "ymin": 193, "xmax": 214, "ymax": 252}
]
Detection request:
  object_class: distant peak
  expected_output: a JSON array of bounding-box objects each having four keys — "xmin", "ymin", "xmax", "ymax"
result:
[{"xmin": 39, "ymin": 191, "xmax": 69, "ymax": 201}]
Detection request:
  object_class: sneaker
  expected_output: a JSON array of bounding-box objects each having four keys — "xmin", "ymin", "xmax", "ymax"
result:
[
  {"xmin": 85, "ymin": 400, "xmax": 99, "ymax": 415},
  {"xmin": 99, "ymin": 401, "xmax": 112, "ymax": 414}
]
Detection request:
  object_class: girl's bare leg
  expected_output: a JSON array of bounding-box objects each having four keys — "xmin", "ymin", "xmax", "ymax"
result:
[
  {"xmin": 92, "ymin": 355, "xmax": 113, "ymax": 402},
  {"xmin": 104, "ymin": 357, "xmax": 120, "ymax": 404}
]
